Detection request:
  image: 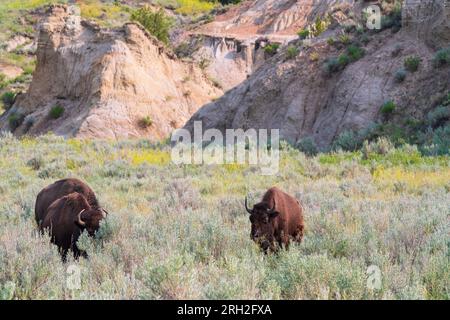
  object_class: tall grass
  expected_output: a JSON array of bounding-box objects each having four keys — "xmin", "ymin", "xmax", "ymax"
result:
[{"xmin": 0, "ymin": 134, "xmax": 448, "ymax": 299}]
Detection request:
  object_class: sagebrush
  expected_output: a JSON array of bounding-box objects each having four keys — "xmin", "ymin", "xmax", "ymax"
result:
[{"xmin": 0, "ymin": 134, "xmax": 448, "ymax": 299}]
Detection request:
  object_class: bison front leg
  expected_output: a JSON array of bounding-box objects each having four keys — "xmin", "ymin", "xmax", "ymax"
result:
[{"xmin": 277, "ymin": 231, "xmax": 290, "ymax": 250}]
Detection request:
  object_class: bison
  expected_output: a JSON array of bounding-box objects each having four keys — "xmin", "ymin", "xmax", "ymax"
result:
[
  {"xmin": 40, "ymin": 192, "xmax": 107, "ymax": 259},
  {"xmin": 245, "ymin": 187, "xmax": 304, "ymax": 253},
  {"xmin": 35, "ymin": 178, "xmax": 100, "ymax": 227}
]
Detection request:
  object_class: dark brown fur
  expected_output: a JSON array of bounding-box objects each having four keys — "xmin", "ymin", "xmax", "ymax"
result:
[
  {"xmin": 35, "ymin": 178, "xmax": 99, "ymax": 227},
  {"xmin": 40, "ymin": 192, "xmax": 106, "ymax": 259},
  {"xmin": 246, "ymin": 187, "xmax": 304, "ymax": 253}
]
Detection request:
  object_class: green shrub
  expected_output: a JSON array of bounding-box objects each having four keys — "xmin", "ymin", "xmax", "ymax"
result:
[
  {"xmin": 346, "ymin": 45, "xmax": 365, "ymax": 61},
  {"xmin": 323, "ymin": 57, "xmax": 340, "ymax": 74},
  {"xmin": 307, "ymin": 52, "xmax": 319, "ymax": 62},
  {"xmin": 286, "ymin": 46, "xmax": 299, "ymax": 59},
  {"xmin": 198, "ymin": 58, "xmax": 210, "ymax": 70},
  {"xmin": 327, "ymin": 37, "xmax": 335, "ymax": 46},
  {"xmin": 296, "ymin": 137, "xmax": 318, "ymax": 156},
  {"xmin": 432, "ymin": 47, "xmax": 450, "ymax": 68},
  {"xmin": 381, "ymin": 6, "xmax": 402, "ymax": 31},
  {"xmin": 427, "ymin": 106, "xmax": 449, "ymax": 127},
  {"xmin": 297, "ymin": 29, "xmax": 310, "ymax": 40},
  {"xmin": 1, "ymin": 92, "xmax": 16, "ymax": 109},
  {"xmin": 0, "ymin": 73, "xmax": 7, "ymax": 88},
  {"xmin": 338, "ymin": 54, "xmax": 350, "ymax": 67},
  {"xmin": 332, "ymin": 130, "xmax": 361, "ymax": 151},
  {"xmin": 339, "ymin": 34, "xmax": 351, "ymax": 45},
  {"xmin": 381, "ymin": 101, "xmax": 396, "ymax": 114},
  {"xmin": 362, "ymin": 137, "xmax": 395, "ymax": 159},
  {"xmin": 8, "ymin": 112, "xmax": 24, "ymax": 131},
  {"xmin": 264, "ymin": 43, "xmax": 280, "ymax": 56},
  {"xmin": 139, "ymin": 116, "xmax": 153, "ymax": 128},
  {"xmin": 404, "ymin": 56, "xmax": 421, "ymax": 72},
  {"xmin": 355, "ymin": 25, "xmax": 364, "ymax": 34},
  {"xmin": 394, "ymin": 69, "xmax": 407, "ymax": 82},
  {"xmin": 312, "ymin": 17, "xmax": 328, "ymax": 36},
  {"xmin": 442, "ymin": 92, "xmax": 450, "ymax": 106},
  {"xmin": 24, "ymin": 116, "xmax": 35, "ymax": 132},
  {"xmin": 421, "ymin": 126, "xmax": 450, "ymax": 156},
  {"xmin": 49, "ymin": 105, "xmax": 64, "ymax": 119},
  {"xmin": 131, "ymin": 7, "xmax": 172, "ymax": 45}
]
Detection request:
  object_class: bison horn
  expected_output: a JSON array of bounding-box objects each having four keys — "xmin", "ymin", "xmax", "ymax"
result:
[
  {"xmin": 101, "ymin": 208, "xmax": 108, "ymax": 218},
  {"xmin": 245, "ymin": 197, "xmax": 253, "ymax": 214},
  {"xmin": 267, "ymin": 200, "xmax": 276, "ymax": 214},
  {"xmin": 76, "ymin": 209, "xmax": 86, "ymax": 227}
]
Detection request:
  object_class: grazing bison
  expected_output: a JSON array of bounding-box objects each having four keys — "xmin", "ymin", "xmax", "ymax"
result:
[
  {"xmin": 245, "ymin": 187, "xmax": 304, "ymax": 253},
  {"xmin": 40, "ymin": 192, "xmax": 107, "ymax": 259},
  {"xmin": 35, "ymin": 178, "xmax": 100, "ymax": 227}
]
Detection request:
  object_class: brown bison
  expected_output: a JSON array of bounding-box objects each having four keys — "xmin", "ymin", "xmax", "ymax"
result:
[
  {"xmin": 35, "ymin": 178, "xmax": 100, "ymax": 227},
  {"xmin": 40, "ymin": 192, "xmax": 107, "ymax": 259},
  {"xmin": 245, "ymin": 187, "xmax": 304, "ymax": 253}
]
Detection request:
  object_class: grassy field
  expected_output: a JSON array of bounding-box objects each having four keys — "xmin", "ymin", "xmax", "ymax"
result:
[{"xmin": 0, "ymin": 133, "xmax": 448, "ymax": 299}]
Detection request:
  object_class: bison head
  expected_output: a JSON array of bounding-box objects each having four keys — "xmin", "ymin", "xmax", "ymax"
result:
[
  {"xmin": 75, "ymin": 208, "xmax": 108, "ymax": 236},
  {"xmin": 245, "ymin": 197, "xmax": 279, "ymax": 251}
]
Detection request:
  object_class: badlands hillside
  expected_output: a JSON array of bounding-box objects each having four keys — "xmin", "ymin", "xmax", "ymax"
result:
[
  {"xmin": 184, "ymin": 0, "xmax": 450, "ymax": 150},
  {"xmin": 0, "ymin": 0, "xmax": 449, "ymax": 150}
]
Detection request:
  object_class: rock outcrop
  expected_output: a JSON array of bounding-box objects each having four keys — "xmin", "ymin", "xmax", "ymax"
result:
[
  {"xmin": 0, "ymin": 5, "xmax": 221, "ymax": 139},
  {"xmin": 184, "ymin": 0, "xmax": 450, "ymax": 149},
  {"xmin": 186, "ymin": 35, "xmax": 270, "ymax": 90},
  {"xmin": 182, "ymin": 0, "xmax": 357, "ymax": 90}
]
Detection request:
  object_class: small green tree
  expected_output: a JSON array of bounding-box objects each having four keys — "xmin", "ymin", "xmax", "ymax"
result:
[{"xmin": 131, "ymin": 7, "xmax": 172, "ymax": 45}]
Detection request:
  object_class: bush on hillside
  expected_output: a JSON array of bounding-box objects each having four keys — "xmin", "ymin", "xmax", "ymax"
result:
[
  {"xmin": 296, "ymin": 137, "xmax": 318, "ymax": 156},
  {"xmin": 381, "ymin": 101, "xmax": 396, "ymax": 114},
  {"xmin": 1, "ymin": 92, "xmax": 16, "ymax": 109},
  {"xmin": 394, "ymin": 69, "xmax": 407, "ymax": 82},
  {"xmin": 404, "ymin": 56, "xmax": 421, "ymax": 72},
  {"xmin": 286, "ymin": 46, "xmax": 299, "ymax": 59},
  {"xmin": 8, "ymin": 112, "xmax": 24, "ymax": 131},
  {"xmin": 264, "ymin": 43, "xmax": 280, "ymax": 56},
  {"xmin": 49, "ymin": 105, "xmax": 64, "ymax": 119},
  {"xmin": 332, "ymin": 130, "xmax": 361, "ymax": 151},
  {"xmin": 432, "ymin": 47, "xmax": 450, "ymax": 68},
  {"xmin": 131, "ymin": 7, "xmax": 172, "ymax": 45}
]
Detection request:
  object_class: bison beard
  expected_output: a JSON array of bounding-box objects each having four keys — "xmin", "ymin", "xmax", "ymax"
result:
[
  {"xmin": 246, "ymin": 187, "xmax": 304, "ymax": 253},
  {"xmin": 40, "ymin": 192, "xmax": 106, "ymax": 260}
]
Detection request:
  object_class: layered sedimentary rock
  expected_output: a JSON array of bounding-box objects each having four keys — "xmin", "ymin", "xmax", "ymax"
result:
[{"xmin": 0, "ymin": 5, "xmax": 221, "ymax": 139}]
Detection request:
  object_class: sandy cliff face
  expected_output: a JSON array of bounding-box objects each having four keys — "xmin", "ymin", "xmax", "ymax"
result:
[
  {"xmin": 194, "ymin": 0, "xmax": 354, "ymax": 41},
  {"xmin": 0, "ymin": 5, "xmax": 221, "ymax": 139},
  {"xmin": 184, "ymin": 0, "xmax": 450, "ymax": 148},
  {"xmin": 183, "ymin": 0, "xmax": 358, "ymax": 90}
]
